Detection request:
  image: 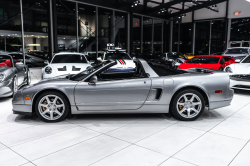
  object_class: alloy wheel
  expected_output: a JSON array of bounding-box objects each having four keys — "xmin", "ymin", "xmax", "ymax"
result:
[
  {"xmin": 38, "ymin": 95, "xmax": 65, "ymax": 121},
  {"xmin": 176, "ymin": 93, "xmax": 202, "ymax": 118}
]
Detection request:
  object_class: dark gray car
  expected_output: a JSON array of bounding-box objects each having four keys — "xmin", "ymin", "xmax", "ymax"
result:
[{"xmin": 0, "ymin": 55, "xmax": 30, "ymax": 97}]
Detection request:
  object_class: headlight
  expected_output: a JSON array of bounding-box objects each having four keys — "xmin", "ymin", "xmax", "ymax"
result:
[
  {"xmin": 225, "ymin": 67, "xmax": 232, "ymax": 73},
  {"xmin": 45, "ymin": 66, "xmax": 52, "ymax": 74},
  {"xmin": 0, "ymin": 73, "xmax": 5, "ymax": 82}
]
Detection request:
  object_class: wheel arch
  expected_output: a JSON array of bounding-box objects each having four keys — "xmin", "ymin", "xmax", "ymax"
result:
[
  {"xmin": 169, "ymin": 86, "xmax": 209, "ymax": 113},
  {"xmin": 32, "ymin": 88, "xmax": 71, "ymax": 114}
]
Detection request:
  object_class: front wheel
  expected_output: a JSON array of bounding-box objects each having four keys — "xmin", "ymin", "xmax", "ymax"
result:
[
  {"xmin": 171, "ymin": 89, "xmax": 205, "ymax": 121},
  {"xmin": 35, "ymin": 91, "xmax": 69, "ymax": 122}
]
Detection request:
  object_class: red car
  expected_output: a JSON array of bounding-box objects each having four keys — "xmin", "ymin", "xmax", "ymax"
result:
[{"xmin": 178, "ymin": 55, "xmax": 235, "ymax": 71}]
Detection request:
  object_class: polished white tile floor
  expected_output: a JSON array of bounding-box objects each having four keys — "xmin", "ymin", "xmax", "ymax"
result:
[{"xmin": 1, "ymin": 78, "xmax": 250, "ymax": 166}]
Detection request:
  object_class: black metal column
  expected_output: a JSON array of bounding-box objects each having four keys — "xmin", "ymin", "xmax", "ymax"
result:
[
  {"xmin": 52, "ymin": 0, "xmax": 58, "ymax": 54},
  {"xmin": 224, "ymin": 0, "xmax": 229, "ymax": 50},
  {"xmin": 95, "ymin": 6, "xmax": 98, "ymax": 61},
  {"xmin": 129, "ymin": 12, "xmax": 133, "ymax": 56}
]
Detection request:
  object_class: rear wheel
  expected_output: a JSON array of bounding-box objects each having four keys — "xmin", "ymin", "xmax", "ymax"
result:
[
  {"xmin": 219, "ymin": 67, "xmax": 223, "ymax": 71},
  {"xmin": 171, "ymin": 89, "xmax": 205, "ymax": 121},
  {"xmin": 35, "ymin": 91, "xmax": 69, "ymax": 122}
]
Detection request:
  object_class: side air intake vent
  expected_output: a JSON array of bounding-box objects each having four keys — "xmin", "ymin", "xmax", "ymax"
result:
[
  {"xmin": 58, "ymin": 66, "xmax": 66, "ymax": 71},
  {"xmin": 72, "ymin": 66, "xmax": 81, "ymax": 71}
]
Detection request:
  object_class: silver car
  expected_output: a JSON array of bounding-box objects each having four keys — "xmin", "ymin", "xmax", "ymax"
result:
[
  {"xmin": 12, "ymin": 59, "xmax": 233, "ymax": 122},
  {"xmin": 0, "ymin": 55, "xmax": 31, "ymax": 97}
]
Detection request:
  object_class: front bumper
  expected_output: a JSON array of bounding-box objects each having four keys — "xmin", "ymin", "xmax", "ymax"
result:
[{"xmin": 230, "ymin": 75, "xmax": 250, "ymax": 90}]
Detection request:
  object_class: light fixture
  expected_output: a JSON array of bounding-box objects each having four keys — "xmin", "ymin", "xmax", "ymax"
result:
[
  {"xmin": 247, "ymin": 0, "xmax": 250, "ymax": 2},
  {"xmin": 63, "ymin": 38, "xmax": 65, "ymax": 39},
  {"xmin": 1, "ymin": 35, "xmax": 4, "ymax": 36},
  {"xmin": 27, "ymin": 44, "xmax": 40, "ymax": 46}
]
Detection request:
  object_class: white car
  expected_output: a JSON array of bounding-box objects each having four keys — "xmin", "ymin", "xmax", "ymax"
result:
[
  {"xmin": 224, "ymin": 55, "xmax": 250, "ymax": 90},
  {"xmin": 98, "ymin": 52, "xmax": 136, "ymax": 72},
  {"xmin": 222, "ymin": 47, "xmax": 250, "ymax": 62},
  {"xmin": 42, "ymin": 53, "xmax": 91, "ymax": 79}
]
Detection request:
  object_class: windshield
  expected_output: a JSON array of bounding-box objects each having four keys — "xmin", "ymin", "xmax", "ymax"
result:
[
  {"xmin": 70, "ymin": 61, "xmax": 111, "ymax": 81},
  {"xmin": 241, "ymin": 55, "xmax": 250, "ymax": 63},
  {"xmin": 52, "ymin": 54, "xmax": 87, "ymax": 63},
  {"xmin": 0, "ymin": 55, "xmax": 12, "ymax": 67},
  {"xmin": 186, "ymin": 57, "xmax": 220, "ymax": 64},
  {"xmin": 104, "ymin": 53, "xmax": 131, "ymax": 60},
  {"xmin": 225, "ymin": 48, "xmax": 248, "ymax": 54},
  {"xmin": 9, "ymin": 54, "xmax": 29, "ymax": 60}
]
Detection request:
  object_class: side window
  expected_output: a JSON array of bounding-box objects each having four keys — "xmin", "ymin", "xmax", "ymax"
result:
[
  {"xmin": 223, "ymin": 57, "xmax": 229, "ymax": 61},
  {"xmin": 220, "ymin": 58, "xmax": 225, "ymax": 64}
]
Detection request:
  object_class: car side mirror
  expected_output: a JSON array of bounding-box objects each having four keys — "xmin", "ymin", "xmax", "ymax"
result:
[
  {"xmin": 44, "ymin": 60, "xmax": 49, "ymax": 64},
  {"xmin": 88, "ymin": 75, "xmax": 97, "ymax": 85}
]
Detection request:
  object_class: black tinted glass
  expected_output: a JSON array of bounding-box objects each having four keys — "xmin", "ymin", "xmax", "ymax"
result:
[
  {"xmin": 186, "ymin": 57, "xmax": 220, "ymax": 64},
  {"xmin": 52, "ymin": 54, "xmax": 87, "ymax": 63},
  {"xmin": 104, "ymin": 53, "xmax": 131, "ymax": 60},
  {"xmin": 225, "ymin": 49, "xmax": 248, "ymax": 54}
]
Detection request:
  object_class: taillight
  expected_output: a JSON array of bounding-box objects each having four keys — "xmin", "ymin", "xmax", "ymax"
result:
[{"xmin": 215, "ymin": 90, "xmax": 222, "ymax": 93}]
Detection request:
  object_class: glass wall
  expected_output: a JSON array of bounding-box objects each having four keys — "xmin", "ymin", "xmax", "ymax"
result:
[
  {"xmin": 115, "ymin": 11, "xmax": 127, "ymax": 50},
  {"xmin": 172, "ymin": 22, "xmax": 179, "ymax": 52},
  {"xmin": 0, "ymin": 0, "xmax": 22, "ymax": 53},
  {"xmin": 98, "ymin": 8, "xmax": 112, "ymax": 51},
  {"xmin": 230, "ymin": 17, "xmax": 250, "ymax": 47},
  {"xmin": 132, "ymin": 15, "xmax": 141, "ymax": 55},
  {"xmin": 153, "ymin": 19, "xmax": 162, "ymax": 54},
  {"xmin": 179, "ymin": 23, "xmax": 192, "ymax": 54},
  {"xmin": 210, "ymin": 20, "xmax": 225, "ymax": 54},
  {"xmin": 56, "ymin": 0, "xmax": 76, "ymax": 52},
  {"xmin": 22, "ymin": 0, "xmax": 49, "ymax": 62},
  {"xmin": 78, "ymin": 3, "xmax": 96, "ymax": 52},
  {"xmin": 195, "ymin": 21, "xmax": 210, "ymax": 55},
  {"xmin": 143, "ymin": 17, "xmax": 152, "ymax": 53}
]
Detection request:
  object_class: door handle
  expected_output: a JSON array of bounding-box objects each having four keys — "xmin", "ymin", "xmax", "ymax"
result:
[{"xmin": 144, "ymin": 81, "xmax": 146, "ymax": 84}]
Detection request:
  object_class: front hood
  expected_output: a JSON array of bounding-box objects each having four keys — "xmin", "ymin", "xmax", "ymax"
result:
[
  {"xmin": 0, "ymin": 67, "xmax": 10, "ymax": 72},
  {"xmin": 48, "ymin": 63, "xmax": 90, "ymax": 75},
  {"xmin": 230, "ymin": 63, "xmax": 250, "ymax": 74}
]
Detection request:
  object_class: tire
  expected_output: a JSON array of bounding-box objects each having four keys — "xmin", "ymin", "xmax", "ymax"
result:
[
  {"xmin": 171, "ymin": 89, "xmax": 205, "ymax": 121},
  {"xmin": 219, "ymin": 67, "xmax": 223, "ymax": 71},
  {"xmin": 35, "ymin": 91, "xmax": 70, "ymax": 122}
]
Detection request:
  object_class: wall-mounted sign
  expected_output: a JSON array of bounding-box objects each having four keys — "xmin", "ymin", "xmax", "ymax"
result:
[{"xmin": 234, "ymin": 12, "xmax": 242, "ymax": 15}]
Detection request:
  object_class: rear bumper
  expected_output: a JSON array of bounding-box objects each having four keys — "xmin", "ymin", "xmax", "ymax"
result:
[{"xmin": 209, "ymin": 99, "xmax": 232, "ymax": 110}]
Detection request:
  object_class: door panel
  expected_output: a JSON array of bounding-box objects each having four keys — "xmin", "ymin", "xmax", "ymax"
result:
[
  {"xmin": 15, "ymin": 65, "xmax": 25, "ymax": 86},
  {"xmin": 75, "ymin": 78, "xmax": 151, "ymax": 111}
]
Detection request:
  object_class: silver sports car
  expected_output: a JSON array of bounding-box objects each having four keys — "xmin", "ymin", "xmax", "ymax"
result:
[
  {"xmin": 12, "ymin": 59, "xmax": 233, "ymax": 122},
  {"xmin": 0, "ymin": 55, "xmax": 31, "ymax": 97}
]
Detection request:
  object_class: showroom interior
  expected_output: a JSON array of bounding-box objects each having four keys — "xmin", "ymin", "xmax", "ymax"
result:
[{"xmin": 1, "ymin": 0, "xmax": 250, "ymax": 166}]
